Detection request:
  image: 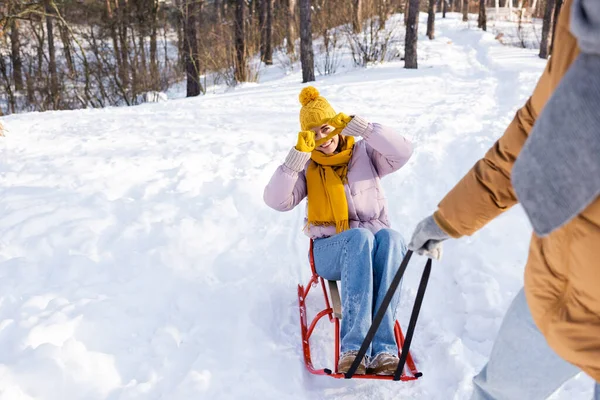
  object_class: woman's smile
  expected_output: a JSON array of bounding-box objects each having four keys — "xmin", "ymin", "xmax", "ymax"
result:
[{"xmin": 320, "ymin": 139, "xmax": 334, "ymax": 149}]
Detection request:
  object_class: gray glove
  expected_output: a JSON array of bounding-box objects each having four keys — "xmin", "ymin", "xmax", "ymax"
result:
[{"xmin": 408, "ymin": 215, "xmax": 450, "ymax": 260}]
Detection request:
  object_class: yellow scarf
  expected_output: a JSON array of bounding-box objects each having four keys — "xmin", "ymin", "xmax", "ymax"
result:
[{"xmin": 306, "ymin": 135, "xmax": 356, "ymax": 233}]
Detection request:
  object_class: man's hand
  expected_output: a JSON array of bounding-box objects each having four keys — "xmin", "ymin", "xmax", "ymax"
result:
[{"xmin": 408, "ymin": 215, "xmax": 450, "ymax": 260}]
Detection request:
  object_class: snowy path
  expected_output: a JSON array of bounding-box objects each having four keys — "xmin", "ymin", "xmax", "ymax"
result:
[{"xmin": 0, "ymin": 14, "xmax": 595, "ymax": 400}]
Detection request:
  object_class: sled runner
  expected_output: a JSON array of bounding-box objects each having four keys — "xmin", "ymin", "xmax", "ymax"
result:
[{"xmin": 297, "ymin": 240, "xmax": 432, "ymax": 380}]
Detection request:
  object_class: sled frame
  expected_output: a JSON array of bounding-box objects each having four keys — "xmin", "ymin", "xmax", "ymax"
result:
[{"xmin": 297, "ymin": 239, "xmax": 424, "ymax": 381}]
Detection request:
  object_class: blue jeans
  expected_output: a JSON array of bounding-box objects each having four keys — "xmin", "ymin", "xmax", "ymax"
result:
[
  {"xmin": 313, "ymin": 228, "xmax": 407, "ymax": 358},
  {"xmin": 471, "ymin": 289, "xmax": 600, "ymax": 400}
]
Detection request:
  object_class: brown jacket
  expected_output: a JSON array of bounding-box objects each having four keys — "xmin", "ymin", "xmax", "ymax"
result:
[{"xmin": 432, "ymin": 0, "xmax": 600, "ymax": 382}]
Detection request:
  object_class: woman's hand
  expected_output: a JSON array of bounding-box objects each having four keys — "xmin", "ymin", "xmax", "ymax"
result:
[
  {"xmin": 295, "ymin": 130, "xmax": 316, "ymax": 153},
  {"xmin": 328, "ymin": 112, "xmax": 353, "ymax": 130}
]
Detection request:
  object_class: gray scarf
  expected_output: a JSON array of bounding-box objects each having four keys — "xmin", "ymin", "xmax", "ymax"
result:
[
  {"xmin": 571, "ymin": 0, "xmax": 600, "ymax": 54},
  {"xmin": 511, "ymin": 0, "xmax": 600, "ymax": 236}
]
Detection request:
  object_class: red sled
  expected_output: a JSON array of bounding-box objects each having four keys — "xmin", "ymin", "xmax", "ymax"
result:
[{"xmin": 297, "ymin": 239, "xmax": 431, "ymax": 381}]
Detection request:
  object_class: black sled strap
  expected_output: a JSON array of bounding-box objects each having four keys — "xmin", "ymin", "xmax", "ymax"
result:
[
  {"xmin": 393, "ymin": 257, "xmax": 431, "ymax": 380},
  {"xmin": 345, "ymin": 250, "xmax": 414, "ymax": 378}
]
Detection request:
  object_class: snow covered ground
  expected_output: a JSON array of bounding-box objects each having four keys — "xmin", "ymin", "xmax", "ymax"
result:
[{"xmin": 0, "ymin": 13, "xmax": 596, "ymax": 400}]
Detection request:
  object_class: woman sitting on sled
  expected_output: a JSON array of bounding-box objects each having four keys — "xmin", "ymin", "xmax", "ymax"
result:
[{"xmin": 264, "ymin": 87, "xmax": 413, "ymax": 375}]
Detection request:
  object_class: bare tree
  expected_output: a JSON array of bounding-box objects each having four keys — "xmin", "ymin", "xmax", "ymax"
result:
[
  {"xmin": 427, "ymin": 0, "xmax": 435, "ymax": 39},
  {"xmin": 45, "ymin": 0, "xmax": 59, "ymax": 107},
  {"xmin": 539, "ymin": 0, "xmax": 554, "ymax": 58},
  {"xmin": 150, "ymin": 0, "xmax": 159, "ymax": 89},
  {"xmin": 214, "ymin": 0, "xmax": 222, "ymax": 21},
  {"xmin": 116, "ymin": 0, "xmax": 130, "ymax": 87},
  {"xmin": 353, "ymin": 0, "xmax": 363, "ymax": 33},
  {"xmin": 106, "ymin": 0, "xmax": 123, "ymax": 76},
  {"xmin": 405, "ymin": 0, "xmax": 419, "ymax": 68},
  {"xmin": 184, "ymin": 0, "xmax": 201, "ymax": 96},
  {"xmin": 265, "ymin": 0, "xmax": 273, "ymax": 64},
  {"xmin": 1, "ymin": 0, "xmax": 438, "ymax": 114},
  {"xmin": 462, "ymin": 0, "xmax": 468, "ymax": 21},
  {"xmin": 234, "ymin": 0, "xmax": 247, "ymax": 82},
  {"xmin": 0, "ymin": 0, "xmax": 180, "ymax": 113},
  {"xmin": 10, "ymin": 18, "xmax": 23, "ymax": 90},
  {"xmin": 443, "ymin": 0, "xmax": 447, "ymax": 18},
  {"xmin": 534, "ymin": 0, "xmax": 542, "ymax": 17},
  {"xmin": 285, "ymin": 0, "xmax": 297, "ymax": 54},
  {"xmin": 259, "ymin": 0, "xmax": 273, "ymax": 64},
  {"xmin": 0, "ymin": 52, "xmax": 16, "ymax": 114},
  {"xmin": 299, "ymin": 0, "xmax": 314, "ymax": 82},
  {"xmin": 259, "ymin": 0, "xmax": 266, "ymax": 59},
  {"xmin": 59, "ymin": 24, "xmax": 74, "ymax": 76},
  {"xmin": 478, "ymin": 0, "xmax": 486, "ymax": 30}
]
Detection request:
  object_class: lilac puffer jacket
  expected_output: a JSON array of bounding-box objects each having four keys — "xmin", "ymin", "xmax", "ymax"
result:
[{"xmin": 263, "ymin": 116, "xmax": 413, "ymax": 239}]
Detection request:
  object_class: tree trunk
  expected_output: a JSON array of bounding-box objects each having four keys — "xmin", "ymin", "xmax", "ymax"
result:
[
  {"xmin": 107, "ymin": 0, "xmax": 122, "ymax": 73},
  {"xmin": 162, "ymin": 17, "xmax": 170, "ymax": 75},
  {"xmin": 427, "ymin": 0, "xmax": 435, "ymax": 39},
  {"xmin": 299, "ymin": 0, "xmax": 315, "ymax": 82},
  {"xmin": 539, "ymin": 0, "xmax": 554, "ymax": 58},
  {"xmin": 259, "ymin": 0, "xmax": 274, "ymax": 64},
  {"xmin": 150, "ymin": 0, "xmax": 159, "ymax": 90},
  {"xmin": 404, "ymin": 0, "xmax": 409, "ymax": 24},
  {"xmin": 59, "ymin": 24, "xmax": 75, "ymax": 76},
  {"xmin": 175, "ymin": 0, "xmax": 184, "ymax": 66},
  {"xmin": 462, "ymin": 0, "xmax": 469, "ymax": 21},
  {"xmin": 221, "ymin": 0, "xmax": 227, "ymax": 18},
  {"xmin": 10, "ymin": 19, "xmax": 23, "ymax": 91},
  {"xmin": 45, "ymin": 0, "xmax": 59, "ymax": 108},
  {"xmin": 530, "ymin": 0, "xmax": 538, "ymax": 16},
  {"xmin": 0, "ymin": 52, "xmax": 17, "ymax": 112},
  {"xmin": 33, "ymin": 20, "xmax": 45, "ymax": 79},
  {"xmin": 131, "ymin": 26, "xmax": 141, "ymax": 97},
  {"xmin": 117, "ymin": 1, "xmax": 130, "ymax": 87},
  {"xmin": 106, "ymin": 0, "xmax": 113, "ymax": 18},
  {"xmin": 286, "ymin": 0, "xmax": 297, "ymax": 54},
  {"xmin": 517, "ymin": 0, "xmax": 524, "ymax": 22},
  {"xmin": 443, "ymin": 0, "xmax": 447, "ymax": 18},
  {"xmin": 478, "ymin": 0, "xmax": 486, "ymax": 30},
  {"xmin": 259, "ymin": 0, "xmax": 266, "ymax": 61},
  {"xmin": 234, "ymin": 0, "xmax": 247, "ymax": 82},
  {"xmin": 353, "ymin": 0, "xmax": 362, "ymax": 33},
  {"xmin": 405, "ymin": 0, "xmax": 419, "ymax": 68},
  {"xmin": 265, "ymin": 0, "xmax": 273, "ymax": 64},
  {"xmin": 0, "ymin": 55, "xmax": 16, "ymax": 114},
  {"xmin": 139, "ymin": 33, "xmax": 147, "ymax": 81},
  {"xmin": 26, "ymin": 64, "xmax": 35, "ymax": 106},
  {"xmin": 215, "ymin": 0, "xmax": 222, "ymax": 21},
  {"xmin": 184, "ymin": 0, "xmax": 201, "ymax": 95}
]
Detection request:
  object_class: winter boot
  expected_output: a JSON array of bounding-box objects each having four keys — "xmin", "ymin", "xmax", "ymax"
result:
[
  {"xmin": 337, "ymin": 351, "xmax": 367, "ymax": 375},
  {"xmin": 368, "ymin": 352, "xmax": 400, "ymax": 375}
]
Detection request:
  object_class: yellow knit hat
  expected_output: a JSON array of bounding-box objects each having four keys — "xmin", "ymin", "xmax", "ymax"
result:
[{"xmin": 299, "ymin": 86, "xmax": 337, "ymax": 131}]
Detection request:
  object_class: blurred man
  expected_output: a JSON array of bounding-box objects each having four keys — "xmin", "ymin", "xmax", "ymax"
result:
[{"xmin": 409, "ymin": 0, "xmax": 600, "ymax": 398}]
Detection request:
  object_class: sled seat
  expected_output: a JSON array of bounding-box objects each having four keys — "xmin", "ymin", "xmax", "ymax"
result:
[{"xmin": 327, "ymin": 280, "xmax": 342, "ymax": 320}]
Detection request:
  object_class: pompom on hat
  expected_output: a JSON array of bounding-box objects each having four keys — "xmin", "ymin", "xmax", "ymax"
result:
[{"xmin": 298, "ymin": 86, "xmax": 337, "ymax": 131}]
